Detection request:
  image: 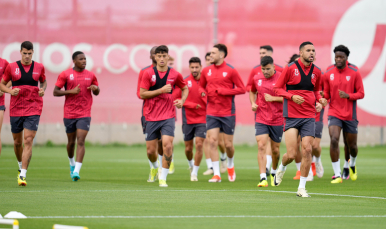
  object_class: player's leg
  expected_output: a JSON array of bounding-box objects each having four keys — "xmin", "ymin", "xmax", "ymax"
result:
[
  {"xmin": 256, "ymin": 133, "xmax": 269, "ymax": 187},
  {"xmin": 183, "ymin": 124, "xmax": 195, "ymax": 173},
  {"xmin": 206, "ymin": 115, "xmax": 221, "ymax": 182},
  {"xmin": 145, "ymin": 120, "xmax": 161, "ymax": 182},
  {"xmin": 191, "ymin": 136, "xmax": 205, "ymax": 181},
  {"xmin": 202, "ymin": 136, "xmax": 213, "ymax": 175},
  {"xmin": 328, "ymin": 116, "xmax": 343, "ymax": 183},
  {"xmin": 269, "ymin": 125, "xmax": 283, "ymax": 186},
  {"xmin": 265, "ymin": 138, "xmax": 272, "ymax": 176},
  {"xmin": 64, "ymin": 118, "xmax": 77, "ymax": 177},
  {"xmin": 293, "ymin": 135, "xmax": 302, "ymax": 180},
  {"xmin": 11, "ymin": 117, "xmax": 24, "ymax": 176},
  {"xmin": 342, "ymin": 133, "xmax": 350, "ymax": 179},
  {"xmin": 218, "ymin": 132, "xmax": 227, "ymax": 173},
  {"xmin": 221, "ymin": 116, "xmax": 236, "ymax": 182},
  {"xmin": 70, "ymin": 129, "xmax": 88, "ymax": 181},
  {"xmin": 343, "ymin": 119, "xmax": 359, "ymax": 181},
  {"xmin": 0, "ymin": 110, "xmax": 4, "ymax": 157},
  {"xmin": 298, "ymin": 135, "xmax": 314, "ymax": 196},
  {"xmin": 158, "ymin": 118, "xmax": 175, "ymax": 187},
  {"xmin": 17, "ymin": 128, "xmax": 37, "ymax": 186},
  {"xmin": 312, "ymin": 137, "xmax": 323, "ymax": 178}
]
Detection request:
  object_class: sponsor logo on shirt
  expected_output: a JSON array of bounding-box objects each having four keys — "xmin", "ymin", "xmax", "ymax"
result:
[
  {"xmin": 167, "ymin": 79, "xmax": 174, "ymax": 82},
  {"xmin": 15, "ymin": 68, "xmax": 20, "ymax": 75},
  {"xmin": 258, "ymin": 79, "xmax": 262, "ymax": 86},
  {"xmin": 208, "ymin": 69, "xmax": 212, "ymax": 76},
  {"xmin": 311, "ymin": 73, "xmax": 315, "ymax": 79},
  {"xmin": 33, "ymin": 72, "xmax": 39, "ymax": 75},
  {"xmin": 187, "ymin": 80, "xmax": 192, "ymax": 87},
  {"xmin": 151, "ymin": 75, "xmax": 156, "ymax": 82},
  {"xmin": 85, "ymin": 78, "xmax": 91, "ymax": 80},
  {"xmin": 294, "ymin": 69, "xmax": 299, "ymax": 76},
  {"xmin": 346, "ymin": 76, "xmax": 351, "ymax": 81},
  {"xmin": 330, "ymin": 74, "xmax": 334, "ymax": 80},
  {"xmin": 70, "ymin": 74, "xmax": 74, "ymax": 80},
  {"xmin": 223, "ymin": 72, "xmax": 227, "ymax": 77}
]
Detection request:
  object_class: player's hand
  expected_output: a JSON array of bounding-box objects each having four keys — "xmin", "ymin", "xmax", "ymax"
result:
[
  {"xmin": 338, "ymin": 89, "xmax": 349, "ymax": 99},
  {"xmin": 315, "ymin": 102, "xmax": 322, "ymax": 112},
  {"xmin": 10, "ymin": 88, "xmax": 20, "ymax": 96},
  {"xmin": 319, "ymin": 91, "xmax": 324, "ymax": 97},
  {"xmin": 196, "ymin": 104, "xmax": 201, "ymax": 109},
  {"xmin": 251, "ymin": 103, "xmax": 258, "ymax": 111},
  {"xmin": 71, "ymin": 84, "xmax": 81, "ymax": 94},
  {"xmin": 173, "ymin": 99, "xmax": 183, "ymax": 109},
  {"xmin": 292, "ymin": 95, "xmax": 305, "ymax": 105},
  {"xmin": 87, "ymin": 85, "xmax": 98, "ymax": 92},
  {"xmin": 38, "ymin": 88, "xmax": 45, "ymax": 97},
  {"xmin": 201, "ymin": 92, "xmax": 206, "ymax": 97},
  {"xmin": 161, "ymin": 84, "xmax": 172, "ymax": 94},
  {"xmin": 319, "ymin": 98, "xmax": 327, "ymax": 107},
  {"xmin": 264, "ymin": 93, "xmax": 274, "ymax": 102}
]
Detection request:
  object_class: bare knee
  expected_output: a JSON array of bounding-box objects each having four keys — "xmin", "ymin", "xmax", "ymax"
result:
[
  {"xmin": 185, "ymin": 144, "xmax": 193, "ymax": 153},
  {"xmin": 257, "ymin": 142, "xmax": 267, "ymax": 154},
  {"xmin": 77, "ymin": 138, "xmax": 85, "ymax": 147},
  {"xmin": 330, "ymin": 136, "xmax": 340, "ymax": 149},
  {"xmin": 14, "ymin": 140, "xmax": 22, "ymax": 148},
  {"xmin": 24, "ymin": 136, "xmax": 34, "ymax": 146},
  {"xmin": 196, "ymin": 141, "xmax": 204, "ymax": 151},
  {"xmin": 163, "ymin": 142, "xmax": 173, "ymax": 154}
]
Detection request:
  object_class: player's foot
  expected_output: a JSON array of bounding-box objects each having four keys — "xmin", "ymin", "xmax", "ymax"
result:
[
  {"xmin": 159, "ymin": 179, "xmax": 168, "ymax": 187},
  {"xmin": 190, "ymin": 174, "xmax": 198, "ymax": 181},
  {"xmin": 257, "ymin": 178, "xmax": 268, "ymax": 187},
  {"xmin": 168, "ymin": 162, "xmax": 175, "ymax": 174},
  {"xmin": 297, "ymin": 188, "xmax": 311, "ymax": 198},
  {"xmin": 266, "ymin": 167, "xmax": 270, "ymax": 176},
  {"xmin": 331, "ymin": 176, "xmax": 343, "ymax": 184},
  {"xmin": 293, "ymin": 170, "xmax": 301, "ymax": 180},
  {"xmin": 315, "ymin": 161, "xmax": 324, "ymax": 178},
  {"xmin": 71, "ymin": 172, "xmax": 80, "ymax": 181},
  {"xmin": 208, "ymin": 175, "xmax": 221, "ymax": 182},
  {"xmin": 17, "ymin": 170, "xmax": 21, "ymax": 179},
  {"xmin": 349, "ymin": 166, "xmax": 357, "ymax": 181},
  {"xmin": 306, "ymin": 170, "xmax": 314, "ymax": 181},
  {"xmin": 270, "ymin": 174, "xmax": 275, "ymax": 186},
  {"xmin": 189, "ymin": 166, "xmax": 193, "ymax": 175},
  {"xmin": 220, "ymin": 159, "xmax": 227, "ymax": 174},
  {"xmin": 227, "ymin": 167, "xmax": 236, "ymax": 182},
  {"xmin": 147, "ymin": 168, "xmax": 158, "ymax": 182},
  {"xmin": 203, "ymin": 168, "xmax": 214, "ymax": 175},
  {"xmin": 70, "ymin": 165, "xmax": 75, "ymax": 176},
  {"xmin": 18, "ymin": 176, "xmax": 27, "ymax": 186},
  {"xmin": 342, "ymin": 168, "xmax": 350, "ymax": 180},
  {"xmin": 274, "ymin": 168, "xmax": 285, "ymax": 186},
  {"xmin": 311, "ymin": 162, "xmax": 316, "ymax": 176}
]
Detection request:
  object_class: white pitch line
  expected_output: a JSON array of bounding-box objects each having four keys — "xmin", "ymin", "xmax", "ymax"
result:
[
  {"xmin": 26, "ymin": 215, "xmax": 386, "ymax": 219},
  {"xmin": 0, "ymin": 189, "xmax": 385, "ymax": 200}
]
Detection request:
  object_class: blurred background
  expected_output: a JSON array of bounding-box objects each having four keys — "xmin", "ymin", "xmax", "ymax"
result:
[{"xmin": 0, "ymin": 0, "xmax": 385, "ymax": 145}]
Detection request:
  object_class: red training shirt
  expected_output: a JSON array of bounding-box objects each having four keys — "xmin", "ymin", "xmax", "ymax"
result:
[
  {"xmin": 0, "ymin": 58, "xmax": 9, "ymax": 107},
  {"xmin": 3, "ymin": 61, "xmax": 46, "ymax": 117},
  {"xmin": 274, "ymin": 59, "xmax": 322, "ymax": 119},
  {"xmin": 55, "ymin": 68, "xmax": 99, "ymax": 119},
  {"xmin": 251, "ymin": 71, "xmax": 283, "ymax": 126},
  {"xmin": 140, "ymin": 67, "xmax": 186, "ymax": 122},
  {"xmin": 246, "ymin": 63, "xmax": 283, "ymax": 91},
  {"xmin": 137, "ymin": 64, "xmax": 155, "ymax": 99},
  {"xmin": 199, "ymin": 61, "xmax": 246, "ymax": 117},
  {"xmin": 323, "ymin": 64, "xmax": 364, "ymax": 121}
]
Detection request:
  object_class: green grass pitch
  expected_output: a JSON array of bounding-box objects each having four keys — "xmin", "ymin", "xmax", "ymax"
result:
[{"xmin": 0, "ymin": 144, "xmax": 385, "ymax": 228}]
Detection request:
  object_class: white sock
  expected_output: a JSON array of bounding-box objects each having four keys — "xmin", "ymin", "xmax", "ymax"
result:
[
  {"xmin": 227, "ymin": 156, "xmax": 234, "ymax": 168},
  {"xmin": 192, "ymin": 165, "xmax": 199, "ymax": 176},
  {"xmin": 270, "ymin": 168, "xmax": 277, "ymax": 175},
  {"xmin": 266, "ymin": 155, "xmax": 272, "ymax": 170},
  {"xmin": 187, "ymin": 159, "xmax": 194, "ymax": 168},
  {"xmin": 220, "ymin": 152, "xmax": 227, "ymax": 160},
  {"xmin": 343, "ymin": 160, "xmax": 349, "ymax": 168},
  {"xmin": 151, "ymin": 161, "xmax": 159, "ymax": 169},
  {"xmin": 74, "ymin": 162, "xmax": 82, "ymax": 174},
  {"xmin": 332, "ymin": 160, "xmax": 341, "ymax": 177},
  {"xmin": 148, "ymin": 159, "xmax": 153, "ymax": 169},
  {"xmin": 279, "ymin": 163, "xmax": 287, "ymax": 171},
  {"xmin": 212, "ymin": 161, "xmax": 220, "ymax": 176},
  {"xmin": 20, "ymin": 169, "xmax": 27, "ymax": 177},
  {"xmin": 296, "ymin": 162, "xmax": 301, "ymax": 171},
  {"xmin": 349, "ymin": 156, "xmax": 357, "ymax": 167},
  {"xmin": 298, "ymin": 176, "xmax": 307, "ymax": 189},
  {"xmin": 158, "ymin": 155, "xmax": 163, "ymax": 163},
  {"xmin": 160, "ymin": 167, "xmax": 169, "ymax": 181},
  {"xmin": 309, "ymin": 167, "xmax": 313, "ymax": 175},
  {"xmin": 69, "ymin": 157, "xmax": 75, "ymax": 167},
  {"xmin": 312, "ymin": 156, "xmax": 316, "ymax": 163},
  {"xmin": 18, "ymin": 161, "xmax": 22, "ymax": 170},
  {"xmin": 314, "ymin": 156, "xmax": 321, "ymax": 163},
  {"xmin": 260, "ymin": 173, "xmax": 267, "ymax": 180},
  {"xmin": 206, "ymin": 158, "xmax": 213, "ymax": 169}
]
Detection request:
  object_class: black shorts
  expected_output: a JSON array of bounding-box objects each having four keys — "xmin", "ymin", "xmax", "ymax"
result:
[
  {"xmin": 145, "ymin": 118, "xmax": 175, "ymax": 141},
  {"xmin": 255, "ymin": 122, "xmax": 283, "ymax": 143},
  {"xmin": 0, "ymin": 105, "xmax": 5, "ymax": 111},
  {"xmin": 284, "ymin": 118, "xmax": 315, "ymax": 138},
  {"xmin": 10, "ymin": 115, "xmax": 40, "ymax": 133},
  {"xmin": 63, "ymin": 117, "xmax": 91, "ymax": 133},
  {"xmin": 182, "ymin": 123, "xmax": 206, "ymax": 141},
  {"xmin": 328, "ymin": 116, "xmax": 358, "ymax": 134},
  {"xmin": 141, "ymin": 116, "xmax": 147, "ymax": 134},
  {"xmin": 315, "ymin": 121, "xmax": 324, "ymax": 139},
  {"xmin": 206, "ymin": 115, "xmax": 235, "ymax": 135}
]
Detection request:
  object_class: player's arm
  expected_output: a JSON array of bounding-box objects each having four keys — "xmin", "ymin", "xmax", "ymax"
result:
[
  {"xmin": 174, "ymin": 74, "xmax": 189, "ymax": 109},
  {"xmin": 314, "ymin": 73, "xmax": 327, "ymax": 106},
  {"xmin": 323, "ymin": 72, "xmax": 331, "ymax": 100},
  {"xmin": 199, "ymin": 71, "xmax": 207, "ymax": 97},
  {"xmin": 245, "ymin": 68, "xmax": 255, "ymax": 92},
  {"xmin": 136, "ymin": 69, "xmax": 144, "ymax": 99},
  {"xmin": 274, "ymin": 67, "xmax": 304, "ymax": 105},
  {"xmin": 88, "ymin": 74, "xmax": 100, "ymax": 96},
  {"xmin": 140, "ymin": 86, "xmax": 171, "ymax": 99},
  {"xmin": 0, "ymin": 81, "xmax": 12, "ymax": 97},
  {"xmin": 249, "ymin": 86, "xmax": 258, "ymax": 111},
  {"xmin": 347, "ymin": 71, "xmax": 365, "ymax": 100},
  {"xmin": 264, "ymin": 93, "xmax": 283, "ymax": 103},
  {"xmin": 0, "ymin": 65, "xmax": 20, "ymax": 96},
  {"xmin": 217, "ymin": 69, "xmax": 246, "ymax": 96},
  {"xmin": 53, "ymin": 85, "xmax": 82, "ymax": 96}
]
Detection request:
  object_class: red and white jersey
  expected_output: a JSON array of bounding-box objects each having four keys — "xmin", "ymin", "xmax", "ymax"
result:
[
  {"xmin": 246, "ymin": 63, "xmax": 283, "ymax": 91},
  {"xmin": 0, "ymin": 58, "xmax": 9, "ymax": 107}
]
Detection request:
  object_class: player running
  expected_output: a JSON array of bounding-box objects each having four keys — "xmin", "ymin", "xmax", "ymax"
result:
[
  {"xmin": 273, "ymin": 41, "xmax": 327, "ymax": 197},
  {"xmin": 0, "ymin": 41, "xmax": 47, "ymax": 186},
  {"xmin": 199, "ymin": 44, "xmax": 246, "ymax": 183},
  {"xmin": 140, "ymin": 45, "xmax": 188, "ymax": 187},
  {"xmin": 0, "ymin": 57, "xmax": 11, "ymax": 159},
  {"xmin": 249, "ymin": 56, "xmax": 283, "ymax": 187},
  {"xmin": 53, "ymin": 51, "xmax": 100, "ymax": 181},
  {"xmin": 323, "ymin": 45, "xmax": 364, "ymax": 184},
  {"xmin": 173, "ymin": 57, "xmax": 207, "ymax": 181},
  {"xmin": 246, "ymin": 45, "xmax": 283, "ymax": 176}
]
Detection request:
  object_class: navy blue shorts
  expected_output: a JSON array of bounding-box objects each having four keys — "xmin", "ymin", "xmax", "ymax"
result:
[
  {"xmin": 182, "ymin": 123, "xmax": 206, "ymax": 141},
  {"xmin": 10, "ymin": 115, "xmax": 40, "ymax": 133},
  {"xmin": 315, "ymin": 121, "xmax": 324, "ymax": 139},
  {"xmin": 206, "ymin": 115, "xmax": 235, "ymax": 135},
  {"xmin": 141, "ymin": 116, "xmax": 147, "ymax": 134},
  {"xmin": 284, "ymin": 118, "xmax": 315, "ymax": 138},
  {"xmin": 255, "ymin": 122, "xmax": 283, "ymax": 143},
  {"xmin": 63, "ymin": 117, "xmax": 91, "ymax": 133},
  {"xmin": 0, "ymin": 105, "xmax": 5, "ymax": 111},
  {"xmin": 328, "ymin": 116, "xmax": 358, "ymax": 134},
  {"xmin": 145, "ymin": 118, "xmax": 175, "ymax": 141}
]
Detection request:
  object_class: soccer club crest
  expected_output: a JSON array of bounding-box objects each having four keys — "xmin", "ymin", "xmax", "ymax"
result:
[
  {"xmin": 208, "ymin": 69, "xmax": 212, "ymax": 76},
  {"xmin": 151, "ymin": 75, "xmax": 156, "ymax": 82},
  {"xmin": 311, "ymin": 73, "xmax": 315, "ymax": 79},
  {"xmin": 330, "ymin": 74, "xmax": 334, "ymax": 80},
  {"xmin": 223, "ymin": 72, "xmax": 227, "ymax": 77},
  {"xmin": 15, "ymin": 68, "xmax": 20, "ymax": 75},
  {"xmin": 294, "ymin": 69, "xmax": 299, "ymax": 76},
  {"xmin": 70, "ymin": 74, "xmax": 74, "ymax": 80},
  {"xmin": 258, "ymin": 79, "xmax": 262, "ymax": 86},
  {"xmin": 346, "ymin": 76, "xmax": 351, "ymax": 81},
  {"xmin": 188, "ymin": 80, "xmax": 192, "ymax": 87}
]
